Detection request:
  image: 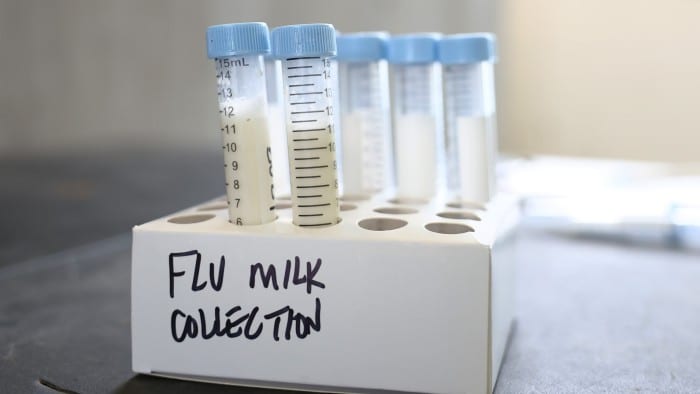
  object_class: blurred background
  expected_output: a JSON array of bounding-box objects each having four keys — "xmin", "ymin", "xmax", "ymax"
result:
[
  {"xmin": 1, "ymin": 0, "xmax": 699, "ymax": 262},
  {"xmin": 1, "ymin": 3, "xmax": 700, "ymax": 392},
  {"xmin": 3, "ymin": 0, "xmax": 699, "ymax": 159}
]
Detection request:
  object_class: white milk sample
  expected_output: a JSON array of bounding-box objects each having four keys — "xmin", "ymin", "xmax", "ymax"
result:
[
  {"xmin": 267, "ymin": 104, "xmax": 290, "ymax": 197},
  {"xmin": 340, "ymin": 109, "xmax": 387, "ymax": 196},
  {"xmin": 457, "ymin": 116, "xmax": 489, "ymax": 203},
  {"xmin": 361, "ymin": 109, "xmax": 388, "ymax": 193},
  {"xmin": 394, "ymin": 114, "xmax": 437, "ymax": 199},
  {"xmin": 482, "ymin": 64, "xmax": 498, "ymax": 198},
  {"xmin": 219, "ymin": 97, "xmax": 275, "ymax": 225},
  {"xmin": 340, "ymin": 112, "xmax": 365, "ymax": 197},
  {"xmin": 486, "ymin": 113, "xmax": 498, "ymax": 196}
]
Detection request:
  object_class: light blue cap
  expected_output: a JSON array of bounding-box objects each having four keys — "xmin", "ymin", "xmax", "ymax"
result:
[
  {"xmin": 386, "ymin": 33, "xmax": 440, "ymax": 64},
  {"xmin": 438, "ymin": 33, "xmax": 497, "ymax": 64},
  {"xmin": 206, "ymin": 22, "xmax": 270, "ymax": 59},
  {"xmin": 337, "ymin": 32, "xmax": 389, "ymax": 62},
  {"xmin": 271, "ymin": 24, "xmax": 337, "ymax": 59}
]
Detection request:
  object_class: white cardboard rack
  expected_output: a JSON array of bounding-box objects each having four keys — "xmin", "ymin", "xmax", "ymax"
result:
[{"xmin": 131, "ymin": 193, "xmax": 519, "ymax": 393}]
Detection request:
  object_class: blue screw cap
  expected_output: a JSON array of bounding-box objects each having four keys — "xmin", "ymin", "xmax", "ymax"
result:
[
  {"xmin": 438, "ymin": 33, "xmax": 497, "ymax": 64},
  {"xmin": 271, "ymin": 24, "xmax": 337, "ymax": 59},
  {"xmin": 386, "ymin": 33, "xmax": 440, "ymax": 65},
  {"xmin": 336, "ymin": 32, "xmax": 389, "ymax": 62},
  {"xmin": 206, "ymin": 22, "xmax": 270, "ymax": 59}
]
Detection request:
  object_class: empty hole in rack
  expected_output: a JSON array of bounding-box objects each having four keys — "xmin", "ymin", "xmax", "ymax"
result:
[
  {"xmin": 358, "ymin": 218, "xmax": 407, "ymax": 231},
  {"xmin": 436, "ymin": 211, "xmax": 481, "ymax": 221},
  {"xmin": 277, "ymin": 195, "xmax": 292, "ymax": 201},
  {"xmin": 425, "ymin": 222, "xmax": 474, "ymax": 234},
  {"xmin": 340, "ymin": 203, "xmax": 357, "ymax": 211},
  {"xmin": 446, "ymin": 201, "xmax": 486, "ymax": 210},
  {"xmin": 374, "ymin": 206, "xmax": 419, "ymax": 215},
  {"xmin": 168, "ymin": 214, "xmax": 215, "ymax": 224},
  {"xmin": 275, "ymin": 202, "xmax": 292, "ymax": 210},
  {"xmin": 198, "ymin": 202, "xmax": 228, "ymax": 211},
  {"xmin": 340, "ymin": 194, "xmax": 371, "ymax": 202},
  {"xmin": 387, "ymin": 197, "xmax": 429, "ymax": 206}
]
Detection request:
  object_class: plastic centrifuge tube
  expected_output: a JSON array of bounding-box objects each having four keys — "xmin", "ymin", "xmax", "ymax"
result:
[
  {"xmin": 329, "ymin": 36, "xmax": 344, "ymax": 197},
  {"xmin": 337, "ymin": 32, "xmax": 392, "ymax": 197},
  {"xmin": 264, "ymin": 55, "xmax": 291, "ymax": 198},
  {"xmin": 271, "ymin": 24, "xmax": 341, "ymax": 227},
  {"xmin": 387, "ymin": 34, "xmax": 443, "ymax": 199},
  {"xmin": 206, "ymin": 22, "xmax": 276, "ymax": 225},
  {"xmin": 438, "ymin": 33, "xmax": 498, "ymax": 203}
]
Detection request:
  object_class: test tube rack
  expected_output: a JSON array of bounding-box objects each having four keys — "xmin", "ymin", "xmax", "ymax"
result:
[{"xmin": 131, "ymin": 192, "xmax": 518, "ymax": 394}]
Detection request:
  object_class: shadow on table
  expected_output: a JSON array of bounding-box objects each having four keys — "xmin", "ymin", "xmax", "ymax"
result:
[{"xmin": 114, "ymin": 374, "xmax": 300, "ymax": 394}]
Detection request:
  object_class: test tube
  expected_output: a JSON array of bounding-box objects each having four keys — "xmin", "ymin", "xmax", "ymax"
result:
[
  {"xmin": 264, "ymin": 55, "xmax": 291, "ymax": 198},
  {"xmin": 337, "ymin": 32, "xmax": 392, "ymax": 197},
  {"xmin": 387, "ymin": 34, "xmax": 443, "ymax": 200},
  {"xmin": 438, "ymin": 33, "xmax": 498, "ymax": 203},
  {"xmin": 271, "ymin": 24, "xmax": 340, "ymax": 227},
  {"xmin": 329, "ymin": 33, "xmax": 344, "ymax": 197},
  {"xmin": 206, "ymin": 22, "xmax": 276, "ymax": 226}
]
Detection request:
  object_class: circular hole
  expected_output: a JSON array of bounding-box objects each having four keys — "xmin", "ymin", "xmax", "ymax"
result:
[
  {"xmin": 425, "ymin": 222, "xmax": 474, "ymax": 234},
  {"xmin": 374, "ymin": 206, "xmax": 419, "ymax": 215},
  {"xmin": 446, "ymin": 201, "xmax": 486, "ymax": 210},
  {"xmin": 387, "ymin": 197, "xmax": 429, "ymax": 205},
  {"xmin": 358, "ymin": 217, "xmax": 407, "ymax": 231},
  {"xmin": 436, "ymin": 211, "xmax": 481, "ymax": 221},
  {"xmin": 277, "ymin": 195, "xmax": 292, "ymax": 201},
  {"xmin": 340, "ymin": 194, "xmax": 371, "ymax": 202},
  {"xmin": 198, "ymin": 202, "xmax": 228, "ymax": 211},
  {"xmin": 275, "ymin": 202, "xmax": 292, "ymax": 210},
  {"xmin": 340, "ymin": 203, "xmax": 357, "ymax": 211},
  {"xmin": 168, "ymin": 214, "xmax": 215, "ymax": 224}
]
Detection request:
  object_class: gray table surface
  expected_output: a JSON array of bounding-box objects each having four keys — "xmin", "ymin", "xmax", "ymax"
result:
[
  {"xmin": 0, "ymin": 151, "xmax": 221, "ymax": 266},
  {"xmin": 1, "ymin": 226, "xmax": 699, "ymax": 393},
  {"xmin": 2, "ymin": 152, "xmax": 699, "ymax": 393}
]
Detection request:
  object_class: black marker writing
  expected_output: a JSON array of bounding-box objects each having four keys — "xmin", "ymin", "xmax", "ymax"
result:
[
  {"xmin": 264, "ymin": 297, "xmax": 321, "ymax": 341},
  {"xmin": 249, "ymin": 256, "xmax": 325, "ymax": 294},
  {"xmin": 168, "ymin": 250, "xmax": 225, "ymax": 298},
  {"xmin": 170, "ymin": 298, "xmax": 321, "ymax": 342},
  {"xmin": 249, "ymin": 263, "xmax": 278, "ymax": 290},
  {"xmin": 167, "ymin": 252, "xmax": 325, "ymax": 343}
]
